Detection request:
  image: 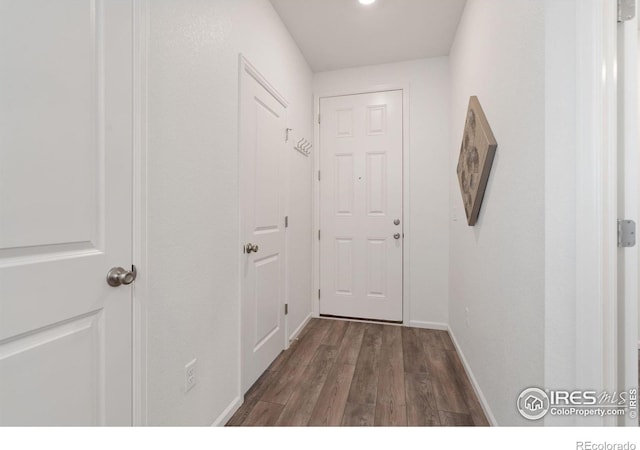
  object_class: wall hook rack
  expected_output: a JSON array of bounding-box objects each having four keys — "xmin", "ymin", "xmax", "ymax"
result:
[{"xmin": 294, "ymin": 138, "xmax": 312, "ymax": 157}]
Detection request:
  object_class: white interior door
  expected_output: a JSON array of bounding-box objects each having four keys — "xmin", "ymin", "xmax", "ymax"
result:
[
  {"xmin": 319, "ymin": 90, "xmax": 403, "ymax": 322},
  {"xmin": 240, "ymin": 61, "xmax": 287, "ymax": 392},
  {"xmin": 0, "ymin": 0, "xmax": 133, "ymax": 425}
]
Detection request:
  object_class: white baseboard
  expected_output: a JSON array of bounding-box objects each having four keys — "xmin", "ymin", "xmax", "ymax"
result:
[
  {"xmin": 211, "ymin": 395, "xmax": 243, "ymax": 427},
  {"xmin": 288, "ymin": 313, "xmax": 313, "ymax": 343},
  {"xmin": 447, "ymin": 326, "xmax": 498, "ymax": 426},
  {"xmin": 408, "ymin": 320, "xmax": 449, "ymax": 331},
  {"xmin": 310, "ymin": 317, "xmax": 449, "ymax": 330}
]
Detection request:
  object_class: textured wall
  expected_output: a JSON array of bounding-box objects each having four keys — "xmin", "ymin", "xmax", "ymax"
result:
[
  {"xmin": 448, "ymin": 0, "xmax": 546, "ymax": 426},
  {"xmin": 147, "ymin": 0, "xmax": 312, "ymax": 425},
  {"xmin": 543, "ymin": 0, "xmax": 577, "ymax": 426}
]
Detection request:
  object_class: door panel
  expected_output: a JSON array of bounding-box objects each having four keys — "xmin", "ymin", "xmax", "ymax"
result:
[
  {"xmin": 336, "ymin": 154, "xmax": 355, "ymax": 215},
  {"xmin": 367, "ymin": 152, "xmax": 387, "ymax": 215},
  {"xmin": 0, "ymin": 1, "xmax": 97, "ymax": 251},
  {"xmin": 335, "ymin": 238, "xmax": 354, "ymax": 295},
  {"xmin": 366, "ymin": 238, "xmax": 386, "ymax": 297},
  {"xmin": 0, "ymin": 0, "xmax": 133, "ymax": 425},
  {"xmin": 240, "ymin": 63, "xmax": 287, "ymax": 392},
  {"xmin": 255, "ymin": 255, "xmax": 280, "ymax": 346},
  {"xmin": 320, "ymin": 91, "xmax": 403, "ymax": 322},
  {"xmin": 1, "ymin": 312, "xmax": 102, "ymax": 425}
]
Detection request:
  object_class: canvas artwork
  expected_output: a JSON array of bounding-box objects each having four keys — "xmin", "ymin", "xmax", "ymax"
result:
[{"xmin": 457, "ymin": 96, "xmax": 498, "ymax": 226}]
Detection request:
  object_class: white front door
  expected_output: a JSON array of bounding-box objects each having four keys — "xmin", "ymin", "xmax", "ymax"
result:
[
  {"xmin": 319, "ymin": 90, "xmax": 403, "ymax": 322},
  {"xmin": 239, "ymin": 61, "xmax": 287, "ymax": 392},
  {"xmin": 0, "ymin": 1, "xmax": 133, "ymax": 425}
]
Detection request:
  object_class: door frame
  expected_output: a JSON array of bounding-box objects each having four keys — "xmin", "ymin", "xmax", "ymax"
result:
[
  {"xmin": 575, "ymin": 0, "xmax": 639, "ymax": 426},
  {"xmin": 313, "ymin": 85, "xmax": 411, "ymax": 324},
  {"xmin": 574, "ymin": 0, "xmax": 618, "ymax": 426},
  {"xmin": 237, "ymin": 54, "xmax": 290, "ymax": 394},
  {"xmin": 132, "ymin": 0, "xmax": 149, "ymax": 426},
  {"xmin": 616, "ymin": 0, "xmax": 639, "ymax": 427}
]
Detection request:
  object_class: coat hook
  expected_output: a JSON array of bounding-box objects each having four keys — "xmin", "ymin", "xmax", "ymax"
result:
[{"xmin": 293, "ymin": 137, "xmax": 312, "ymax": 157}]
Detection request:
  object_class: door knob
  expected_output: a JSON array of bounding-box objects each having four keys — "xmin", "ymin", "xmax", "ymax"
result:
[
  {"xmin": 107, "ymin": 266, "xmax": 137, "ymax": 287},
  {"xmin": 394, "ymin": 233, "xmax": 401, "ymax": 240},
  {"xmin": 245, "ymin": 243, "xmax": 260, "ymax": 254},
  {"xmin": 394, "ymin": 219, "xmax": 401, "ymax": 226}
]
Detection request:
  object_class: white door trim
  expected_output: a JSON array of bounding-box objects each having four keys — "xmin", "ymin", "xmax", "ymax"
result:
[
  {"xmin": 574, "ymin": 0, "xmax": 620, "ymax": 426},
  {"xmin": 313, "ymin": 84, "xmax": 411, "ymax": 323},
  {"xmin": 238, "ymin": 56, "xmax": 289, "ymax": 109},
  {"xmin": 616, "ymin": 0, "xmax": 639, "ymax": 427},
  {"xmin": 132, "ymin": 0, "xmax": 150, "ymax": 427}
]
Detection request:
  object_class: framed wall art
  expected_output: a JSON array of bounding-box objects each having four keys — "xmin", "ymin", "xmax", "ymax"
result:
[{"xmin": 456, "ymin": 96, "xmax": 498, "ymax": 226}]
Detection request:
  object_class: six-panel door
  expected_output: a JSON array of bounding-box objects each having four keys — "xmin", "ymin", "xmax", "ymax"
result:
[{"xmin": 320, "ymin": 91, "xmax": 403, "ymax": 322}]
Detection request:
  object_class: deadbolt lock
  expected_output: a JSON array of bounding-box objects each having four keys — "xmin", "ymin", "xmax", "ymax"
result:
[{"xmin": 245, "ymin": 243, "xmax": 260, "ymax": 254}]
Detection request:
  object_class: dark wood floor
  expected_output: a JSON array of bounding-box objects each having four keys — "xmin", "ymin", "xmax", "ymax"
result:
[{"xmin": 227, "ymin": 318, "xmax": 489, "ymax": 427}]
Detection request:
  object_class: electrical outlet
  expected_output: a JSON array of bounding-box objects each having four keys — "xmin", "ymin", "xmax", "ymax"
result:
[
  {"xmin": 465, "ymin": 308, "xmax": 470, "ymax": 328},
  {"xmin": 185, "ymin": 359, "xmax": 197, "ymax": 392}
]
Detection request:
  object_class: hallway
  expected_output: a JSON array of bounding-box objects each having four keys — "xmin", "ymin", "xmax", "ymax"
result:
[
  {"xmin": 227, "ymin": 319, "xmax": 488, "ymax": 426},
  {"xmin": 2, "ymin": 0, "xmax": 638, "ymax": 433}
]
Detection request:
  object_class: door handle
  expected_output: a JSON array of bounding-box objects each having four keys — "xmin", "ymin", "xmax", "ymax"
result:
[
  {"xmin": 245, "ymin": 243, "xmax": 260, "ymax": 254},
  {"xmin": 107, "ymin": 266, "xmax": 137, "ymax": 287},
  {"xmin": 394, "ymin": 233, "xmax": 401, "ymax": 240}
]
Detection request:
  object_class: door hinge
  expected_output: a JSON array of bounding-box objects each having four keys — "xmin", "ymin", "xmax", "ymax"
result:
[
  {"xmin": 285, "ymin": 128, "xmax": 292, "ymax": 143},
  {"xmin": 285, "ymin": 216, "xmax": 289, "ymax": 228},
  {"xmin": 318, "ymin": 114, "xmax": 321, "ymax": 125},
  {"xmin": 285, "ymin": 304, "xmax": 289, "ymax": 315},
  {"xmin": 618, "ymin": 220, "xmax": 636, "ymax": 248},
  {"xmin": 318, "ymin": 171, "xmax": 321, "ymax": 182},
  {"xmin": 618, "ymin": 0, "xmax": 636, "ymax": 22},
  {"xmin": 318, "ymin": 230, "xmax": 321, "ymax": 240},
  {"xmin": 318, "ymin": 289, "xmax": 321, "ymax": 300}
]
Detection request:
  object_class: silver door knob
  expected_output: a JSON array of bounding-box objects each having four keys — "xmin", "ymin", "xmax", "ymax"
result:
[
  {"xmin": 107, "ymin": 266, "xmax": 137, "ymax": 287},
  {"xmin": 394, "ymin": 219, "xmax": 401, "ymax": 226},
  {"xmin": 394, "ymin": 233, "xmax": 401, "ymax": 240},
  {"xmin": 245, "ymin": 243, "xmax": 259, "ymax": 254}
]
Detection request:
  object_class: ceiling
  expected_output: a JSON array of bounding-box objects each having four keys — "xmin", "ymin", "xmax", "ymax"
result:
[{"xmin": 269, "ymin": 0, "xmax": 467, "ymax": 72}]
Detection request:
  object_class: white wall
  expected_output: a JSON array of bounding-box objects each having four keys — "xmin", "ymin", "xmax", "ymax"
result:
[
  {"xmin": 448, "ymin": 0, "xmax": 545, "ymax": 426},
  {"xmin": 543, "ymin": 0, "xmax": 577, "ymax": 427},
  {"xmin": 146, "ymin": 0, "xmax": 312, "ymax": 425},
  {"xmin": 313, "ymin": 58, "xmax": 451, "ymax": 328}
]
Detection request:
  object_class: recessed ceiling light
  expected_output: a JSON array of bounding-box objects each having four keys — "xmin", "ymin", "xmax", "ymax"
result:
[{"xmin": 359, "ymin": 0, "xmax": 376, "ymax": 5}]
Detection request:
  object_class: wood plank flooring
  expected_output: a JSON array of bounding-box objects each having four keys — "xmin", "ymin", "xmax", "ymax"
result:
[{"xmin": 227, "ymin": 318, "xmax": 489, "ymax": 427}]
